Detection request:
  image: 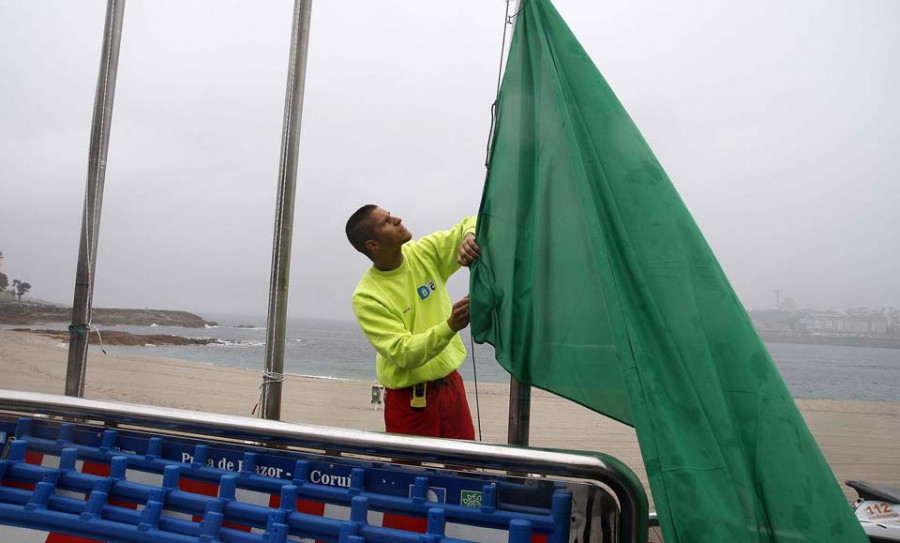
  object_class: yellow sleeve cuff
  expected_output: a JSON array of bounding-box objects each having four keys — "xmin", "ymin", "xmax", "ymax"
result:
[
  {"xmin": 463, "ymin": 215, "xmax": 477, "ymax": 238},
  {"xmin": 437, "ymin": 320, "xmax": 456, "ymax": 341}
]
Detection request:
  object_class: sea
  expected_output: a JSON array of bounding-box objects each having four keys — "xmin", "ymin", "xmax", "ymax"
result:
[{"xmin": 7, "ymin": 313, "xmax": 898, "ymax": 402}]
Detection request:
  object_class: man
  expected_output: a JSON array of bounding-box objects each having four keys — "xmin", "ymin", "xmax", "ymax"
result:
[{"xmin": 346, "ymin": 204, "xmax": 480, "ymax": 439}]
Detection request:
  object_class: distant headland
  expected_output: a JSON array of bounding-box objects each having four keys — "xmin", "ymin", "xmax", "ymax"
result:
[{"xmin": 0, "ymin": 296, "xmax": 215, "ymax": 328}]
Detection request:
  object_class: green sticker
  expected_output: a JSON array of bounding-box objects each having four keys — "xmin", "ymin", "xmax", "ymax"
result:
[{"xmin": 460, "ymin": 490, "xmax": 482, "ymax": 508}]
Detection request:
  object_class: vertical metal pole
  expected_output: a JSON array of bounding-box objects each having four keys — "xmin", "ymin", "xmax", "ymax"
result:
[
  {"xmin": 507, "ymin": 376, "xmax": 531, "ymax": 446},
  {"xmin": 260, "ymin": 0, "xmax": 314, "ymax": 420},
  {"xmin": 497, "ymin": 0, "xmax": 531, "ymax": 447},
  {"xmin": 66, "ymin": 0, "xmax": 126, "ymax": 397}
]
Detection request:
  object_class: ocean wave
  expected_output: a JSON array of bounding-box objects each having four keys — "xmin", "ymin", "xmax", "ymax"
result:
[{"xmin": 214, "ymin": 340, "xmax": 266, "ymax": 347}]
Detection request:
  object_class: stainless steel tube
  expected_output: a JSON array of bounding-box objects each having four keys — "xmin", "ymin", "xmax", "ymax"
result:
[
  {"xmin": 261, "ymin": 0, "xmax": 314, "ymax": 421},
  {"xmin": 0, "ymin": 389, "xmax": 648, "ymax": 543},
  {"xmin": 66, "ymin": 0, "xmax": 127, "ymax": 398}
]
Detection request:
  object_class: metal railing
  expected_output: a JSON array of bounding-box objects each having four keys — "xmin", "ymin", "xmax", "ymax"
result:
[{"xmin": 0, "ymin": 389, "xmax": 648, "ymax": 543}]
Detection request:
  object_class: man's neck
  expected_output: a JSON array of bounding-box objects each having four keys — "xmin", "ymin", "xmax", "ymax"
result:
[{"xmin": 373, "ymin": 249, "xmax": 403, "ymax": 271}]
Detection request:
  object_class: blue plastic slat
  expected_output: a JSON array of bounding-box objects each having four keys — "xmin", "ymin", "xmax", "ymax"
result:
[{"xmin": 0, "ymin": 417, "xmax": 572, "ymax": 543}]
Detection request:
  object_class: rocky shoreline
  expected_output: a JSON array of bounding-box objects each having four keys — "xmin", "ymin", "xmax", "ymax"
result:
[
  {"xmin": 758, "ymin": 329, "xmax": 900, "ymax": 350},
  {"xmin": 10, "ymin": 328, "xmax": 220, "ymax": 346},
  {"xmin": 0, "ymin": 301, "xmax": 215, "ymax": 328}
]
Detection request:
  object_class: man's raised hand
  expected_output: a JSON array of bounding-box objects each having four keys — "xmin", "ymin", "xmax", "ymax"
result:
[{"xmin": 457, "ymin": 233, "xmax": 481, "ymax": 267}]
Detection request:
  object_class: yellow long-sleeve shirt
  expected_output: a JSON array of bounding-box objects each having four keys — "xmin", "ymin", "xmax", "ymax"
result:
[{"xmin": 351, "ymin": 217, "xmax": 477, "ymax": 389}]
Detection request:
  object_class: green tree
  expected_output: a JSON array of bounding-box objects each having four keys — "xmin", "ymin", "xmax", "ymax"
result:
[{"xmin": 11, "ymin": 279, "xmax": 31, "ymax": 303}]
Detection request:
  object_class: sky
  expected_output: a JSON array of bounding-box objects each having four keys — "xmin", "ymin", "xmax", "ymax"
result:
[{"xmin": 1, "ymin": 0, "xmax": 898, "ymax": 321}]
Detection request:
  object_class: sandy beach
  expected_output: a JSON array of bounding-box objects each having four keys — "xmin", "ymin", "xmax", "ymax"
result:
[{"xmin": 1, "ymin": 330, "xmax": 897, "ymax": 509}]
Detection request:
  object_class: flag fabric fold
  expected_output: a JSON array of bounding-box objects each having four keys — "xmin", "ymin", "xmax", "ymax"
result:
[{"xmin": 470, "ymin": 1, "xmax": 867, "ymax": 541}]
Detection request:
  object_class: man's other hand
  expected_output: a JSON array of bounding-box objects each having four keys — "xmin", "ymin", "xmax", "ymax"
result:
[
  {"xmin": 447, "ymin": 296, "xmax": 470, "ymax": 332},
  {"xmin": 457, "ymin": 233, "xmax": 481, "ymax": 267}
]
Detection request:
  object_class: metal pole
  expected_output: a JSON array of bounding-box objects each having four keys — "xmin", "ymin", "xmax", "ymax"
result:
[
  {"xmin": 484, "ymin": 0, "xmax": 532, "ymax": 446},
  {"xmin": 65, "ymin": 0, "xmax": 126, "ymax": 398},
  {"xmin": 260, "ymin": 0, "xmax": 314, "ymax": 420},
  {"xmin": 508, "ymin": 375, "xmax": 531, "ymax": 445}
]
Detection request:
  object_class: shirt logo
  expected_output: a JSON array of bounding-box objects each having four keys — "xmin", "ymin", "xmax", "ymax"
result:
[{"xmin": 417, "ymin": 280, "xmax": 437, "ymax": 300}]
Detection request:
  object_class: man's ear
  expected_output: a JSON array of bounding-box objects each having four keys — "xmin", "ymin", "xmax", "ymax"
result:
[{"xmin": 364, "ymin": 239, "xmax": 379, "ymax": 254}]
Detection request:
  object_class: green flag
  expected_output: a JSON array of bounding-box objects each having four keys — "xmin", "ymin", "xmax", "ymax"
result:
[{"xmin": 470, "ymin": 1, "xmax": 867, "ymax": 541}]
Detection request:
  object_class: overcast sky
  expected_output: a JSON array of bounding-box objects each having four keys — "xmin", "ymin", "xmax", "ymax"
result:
[{"xmin": 1, "ymin": 0, "xmax": 898, "ymax": 321}]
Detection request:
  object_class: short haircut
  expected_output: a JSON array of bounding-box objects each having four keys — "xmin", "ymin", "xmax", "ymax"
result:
[{"xmin": 346, "ymin": 204, "xmax": 378, "ymax": 256}]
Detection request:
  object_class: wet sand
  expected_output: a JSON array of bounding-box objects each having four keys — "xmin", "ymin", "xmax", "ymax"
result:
[{"xmin": 1, "ymin": 330, "xmax": 897, "ymax": 508}]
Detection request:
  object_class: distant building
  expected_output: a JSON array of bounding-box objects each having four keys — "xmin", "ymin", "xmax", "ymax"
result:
[
  {"xmin": 799, "ymin": 312, "xmax": 889, "ymax": 336},
  {"xmin": 749, "ymin": 306, "xmax": 896, "ymax": 338}
]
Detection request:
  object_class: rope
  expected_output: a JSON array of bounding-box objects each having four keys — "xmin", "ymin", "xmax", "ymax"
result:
[
  {"xmin": 484, "ymin": 0, "xmax": 516, "ymax": 168},
  {"xmin": 68, "ymin": 323, "xmax": 107, "ymax": 355},
  {"xmin": 69, "ymin": 152, "xmax": 107, "ymax": 360},
  {"xmin": 507, "ymin": 0, "xmax": 528, "ymax": 23},
  {"xmin": 252, "ymin": 370, "xmax": 286, "ymax": 416},
  {"xmin": 469, "ymin": 0, "xmax": 520, "ymax": 441},
  {"xmin": 469, "ymin": 333, "xmax": 483, "ymax": 441}
]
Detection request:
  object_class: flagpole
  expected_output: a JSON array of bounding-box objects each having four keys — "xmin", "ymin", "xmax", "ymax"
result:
[
  {"xmin": 507, "ymin": 376, "xmax": 531, "ymax": 445},
  {"xmin": 66, "ymin": 0, "xmax": 126, "ymax": 397},
  {"xmin": 259, "ymin": 0, "xmax": 313, "ymax": 420},
  {"xmin": 499, "ymin": 0, "xmax": 531, "ymax": 447}
]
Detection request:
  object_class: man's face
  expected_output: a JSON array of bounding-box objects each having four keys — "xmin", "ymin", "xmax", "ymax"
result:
[{"xmin": 368, "ymin": 207, "xmax": 412, "ymax": 252}]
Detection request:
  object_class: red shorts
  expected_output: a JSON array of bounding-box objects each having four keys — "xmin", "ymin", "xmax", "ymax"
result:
[{"xmin": 383, "ymin": 370, "xmax": 475, "ymax": 440}]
